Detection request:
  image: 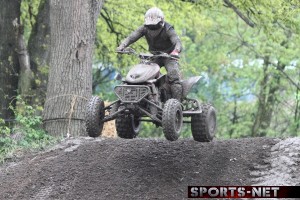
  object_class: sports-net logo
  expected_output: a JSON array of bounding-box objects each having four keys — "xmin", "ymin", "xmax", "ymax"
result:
[{"xmin": 188, "ymin": 186, "xmax": 300, "ymax": 198}]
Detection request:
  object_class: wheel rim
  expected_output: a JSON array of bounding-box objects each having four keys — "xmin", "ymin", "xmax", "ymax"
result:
[
  {"xmin": 175, "ymin": 109, "xmax": 182, "ymax": 132},
  {"xmin": 208, "ymin": 112, "xmax": 216, "ymax": 136},
  {"xmin": 131, "ymin": 115, "xmax": 140, "ymax": 132}
]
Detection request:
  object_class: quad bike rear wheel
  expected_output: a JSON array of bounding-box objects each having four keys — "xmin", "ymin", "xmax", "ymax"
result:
[
  {"xmin": 191, "ymin": 103, "xmax": 216, "ymax": 142},
  {"xmin": 116, "ymin": 113, "xmax": 140, "ymax": 139},
  {"xmin": 86, "ymin": 96, "xmax": 105, "ymax": 137},
  {"xmin": 162, "ymin": 99, "xmax": 183, "ymax": 141}
]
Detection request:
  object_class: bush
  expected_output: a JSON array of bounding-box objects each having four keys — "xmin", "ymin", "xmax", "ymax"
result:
[
  {"xmin": 0, "ymin": 97, "xmax": 57, "ymax": 162},
  {"xmin": 0, "ymin": 119, "xmax": 15, "ymax": 159}
]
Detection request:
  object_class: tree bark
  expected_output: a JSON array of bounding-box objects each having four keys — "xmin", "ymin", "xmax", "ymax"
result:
[
  {"xmin": 28, "ymin": 0, "xmax": 50, "ymax": 106},
  {"xmin": 13, "ymin": 19, "xmax": 34, "ymax": 98},
  {"xmin": 43, "ymin": 0, "xmax": 103, "ymax": 137},
  {"xmin": 0, "ymin": 0, "xmax": 21, "ymax": 121}
]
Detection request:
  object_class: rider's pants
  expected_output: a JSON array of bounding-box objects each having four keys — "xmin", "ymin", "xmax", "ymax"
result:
[{"xmin": 154, "ymin": 57, "xmax": 182, "ymax": 101}]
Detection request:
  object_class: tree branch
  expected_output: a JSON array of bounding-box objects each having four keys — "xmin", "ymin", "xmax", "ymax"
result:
[
  {"xmin": 223, "ymin": 0, "xmax": 255, "ymax": 28},
  {"xmin": 277, "ymin": 68, "xmax": 300, "ymax": 90},
  {"xmin": 100, "ymin": 7, "xmax": 125, "ymax": 45}
]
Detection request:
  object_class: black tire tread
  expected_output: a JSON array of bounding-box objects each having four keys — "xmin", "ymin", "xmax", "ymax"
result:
[
  {"xmin": 162, "ymin": 99, "xmax": 182, "ymax": 141},
  {"xmin": 191, "ymin": 103, "xmax": 216, "ymax": 142},
  {"xmin": 116, "ymin": 115, "xmax": 139, "ymax": 139},
  {"xmin": 86, "ymin": 96, "xmax": 105, "ymax": 137}
]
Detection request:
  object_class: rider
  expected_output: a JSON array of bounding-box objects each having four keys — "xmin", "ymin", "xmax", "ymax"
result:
[{"xmin": 116, "ymin": 7, "xmax": 183, "ymax": 101}]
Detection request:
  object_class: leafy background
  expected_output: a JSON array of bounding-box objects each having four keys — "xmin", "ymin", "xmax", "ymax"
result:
[{"xmin": 1, "ymin": 0, "xmax": 300, "ymax": 160}]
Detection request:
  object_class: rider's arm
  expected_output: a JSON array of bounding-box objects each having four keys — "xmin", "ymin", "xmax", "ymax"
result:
[
  {"xmin": 119, "ymin": 26, "xmax": 145, "ymax": 49},
  {"xmin": 167, "ymin": 27, "xmax": 182, "ymax": 53}
]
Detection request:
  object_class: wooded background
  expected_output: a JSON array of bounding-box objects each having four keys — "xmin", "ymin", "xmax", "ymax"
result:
[{"xmin": 0, "ymin": 0, "xmax": 299, "ymax": 140}]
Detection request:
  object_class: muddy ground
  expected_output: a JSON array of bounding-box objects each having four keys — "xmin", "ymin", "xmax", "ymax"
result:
[{"xmin": 0, "ymin": 136, "xmax": 299, "ymax": 200}]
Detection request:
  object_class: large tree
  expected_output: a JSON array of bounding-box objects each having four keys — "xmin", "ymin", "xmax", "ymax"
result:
[
  {"xmin": 0, "ymin": 0, "xmax": 21, "ymax": 121},
  {"xmin": 43, "ymin": 0, "xmax": 104, "ymax": 137}
]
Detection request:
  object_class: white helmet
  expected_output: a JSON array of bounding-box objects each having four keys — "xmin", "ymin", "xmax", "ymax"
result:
[{"xmin": 144, "ymin": 7, "xmax": 164, "ymax": 25}]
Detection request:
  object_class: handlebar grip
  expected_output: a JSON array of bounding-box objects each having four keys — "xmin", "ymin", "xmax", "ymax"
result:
[{"xmin": 170, "ymin": 54, "xmax": 180, "ymax": 59}]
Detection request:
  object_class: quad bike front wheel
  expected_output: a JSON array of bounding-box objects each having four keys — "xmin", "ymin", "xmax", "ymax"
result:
[
  {"xmin": 116, "ymin": 113, "xmax": 140, "ymax": 139},
  {"xmin": 191, "ymin": 103, "xmax": 216, "ymax": 142},
  {"xmin": 85, "ymin": 96, "xmax": 105, "ymax": 137},
  {"xmin": 162, "ymin": 99, "xmax": 183, "ymax": 141}
]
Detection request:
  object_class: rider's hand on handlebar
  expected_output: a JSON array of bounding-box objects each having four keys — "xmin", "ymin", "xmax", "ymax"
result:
[
  {"xmin": 116, "ymin": 45, "xmax": 125, "ymax": 52},
  {"xmin": 170, "ymin": 49, "xmax": 180, "ymax": 56}
]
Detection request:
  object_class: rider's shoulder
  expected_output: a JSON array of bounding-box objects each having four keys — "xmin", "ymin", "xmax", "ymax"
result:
[
  {"xmin": 137, "ymin": 25, "xmax": 147, "ymax": 32},
  {"xmin": 164, "ymin": 22, "xmax": 174, "ymax": 30}
]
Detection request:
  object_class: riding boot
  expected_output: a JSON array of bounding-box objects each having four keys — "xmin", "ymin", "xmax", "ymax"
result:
[{"xmin": 171, "ymin": 83, "xmax": 183, "ymax": 102}]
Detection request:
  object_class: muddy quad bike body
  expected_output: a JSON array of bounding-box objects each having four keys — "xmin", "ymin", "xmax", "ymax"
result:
[{"xmin": 86, "ymin": 48, "xmax": 216, "ymax": 142}]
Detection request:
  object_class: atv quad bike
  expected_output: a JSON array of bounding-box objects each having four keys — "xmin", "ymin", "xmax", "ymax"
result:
[{"xmin": 85, "ymin": 48, "xmax": 216, "ymax": 142}]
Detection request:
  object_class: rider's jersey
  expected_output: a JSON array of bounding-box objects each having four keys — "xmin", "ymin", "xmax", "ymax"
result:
[{"xmin": 120, "ymin": 22, "xmax": 182, "ymax": 54}]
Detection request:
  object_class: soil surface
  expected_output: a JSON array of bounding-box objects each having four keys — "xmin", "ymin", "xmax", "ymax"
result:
[{"xmin": 0, "ymin": 137, "xmax": 299, "ymax": 200}]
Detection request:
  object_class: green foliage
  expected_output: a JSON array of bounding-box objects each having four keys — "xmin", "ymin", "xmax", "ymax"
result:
[
  {"xmin": 0, "ymin": 97, "xmax": 56, "ymax": 163},
  {"xmin": 20, "ymin": 0, "xmax": 41, "ymax": 41},
  {"xmin": 13, "ymin": 97, "xmax": 51, "ymax": 146},
  {"xmin": 0, "ymin": 119, "xmax": 11, "ymax": 135}
]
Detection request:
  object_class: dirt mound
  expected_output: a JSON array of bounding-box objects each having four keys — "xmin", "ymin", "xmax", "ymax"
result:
[
  {"xmin": 0, "ymin": 137, "xmax": 299, "ymax": 200},
  {"xmin": 251, "ymin": 137, "xmax": 300, "ymax": 186}
]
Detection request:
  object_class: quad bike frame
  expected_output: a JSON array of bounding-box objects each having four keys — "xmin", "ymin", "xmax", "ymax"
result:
[{"xmin": 86, "ymin": 49, "xmax": 217, "ymax": 142}]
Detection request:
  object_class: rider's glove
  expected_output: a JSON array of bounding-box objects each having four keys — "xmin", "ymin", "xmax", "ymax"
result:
[
  {"xmin": 170, "ymin": 49, "xmax": 180, "ymax": 56},
  {"xmin": 116, "ymin": 44, "xmax": 125, "ymax": 52}
]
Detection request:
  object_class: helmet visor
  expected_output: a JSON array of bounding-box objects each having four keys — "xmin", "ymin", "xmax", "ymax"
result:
[
  {"xmin": 146, "ymin": 22, "xmax": 164, "ymax": 30},
  {"xmin": 144, "ymin": 16, "xmax": 162, "ymax": 25}
]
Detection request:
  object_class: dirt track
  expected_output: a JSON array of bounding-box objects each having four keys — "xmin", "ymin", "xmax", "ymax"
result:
[{"xmin": 0, "ymin": 137, "xmax": 299, "ymax": 200}]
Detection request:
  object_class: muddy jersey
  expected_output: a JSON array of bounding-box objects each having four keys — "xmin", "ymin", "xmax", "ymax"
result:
[{"xmin": 120, "ymin": 22, "xmax": 182, "ymax": 54}]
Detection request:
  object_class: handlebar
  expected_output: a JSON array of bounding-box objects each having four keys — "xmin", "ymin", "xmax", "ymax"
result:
[
  {"xmin": 116, "ymin": 47, "xmax": 137, "ymax": 55},
  {"xmin": 116, "ymin": 47, "xmax": 179, "ymax": 60}
]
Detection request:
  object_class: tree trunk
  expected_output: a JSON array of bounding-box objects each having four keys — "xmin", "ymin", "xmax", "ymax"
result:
[
  {"xmin": 293, "ymin": 71, "xmax": 300, "ymax": 135},
  {"xmin": 28, "ymin": 0, "xmax": 50, "ymax": 106},
  {"xmin": 13, "ymin": 20, "xmax": 34, "ymax": 99},
  {"xmin": 229, "ymin": 96, "xmax": 238, "ymax": 138},
  {"xmin": 251, "ymin": 57, "xmax": 281, "ymax": 136},
  {"xmin": 43, "ymin": 0, "xmax": 103, "ymax": 137},
  {"xmin": 0, "ymin": 0, "xmax": 20, "ymax": 121}
]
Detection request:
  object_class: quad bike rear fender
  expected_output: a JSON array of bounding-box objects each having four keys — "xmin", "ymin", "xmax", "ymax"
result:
[{"xmin": 182, "ymin": 76, "xmax": 202, "ymax": 98}]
